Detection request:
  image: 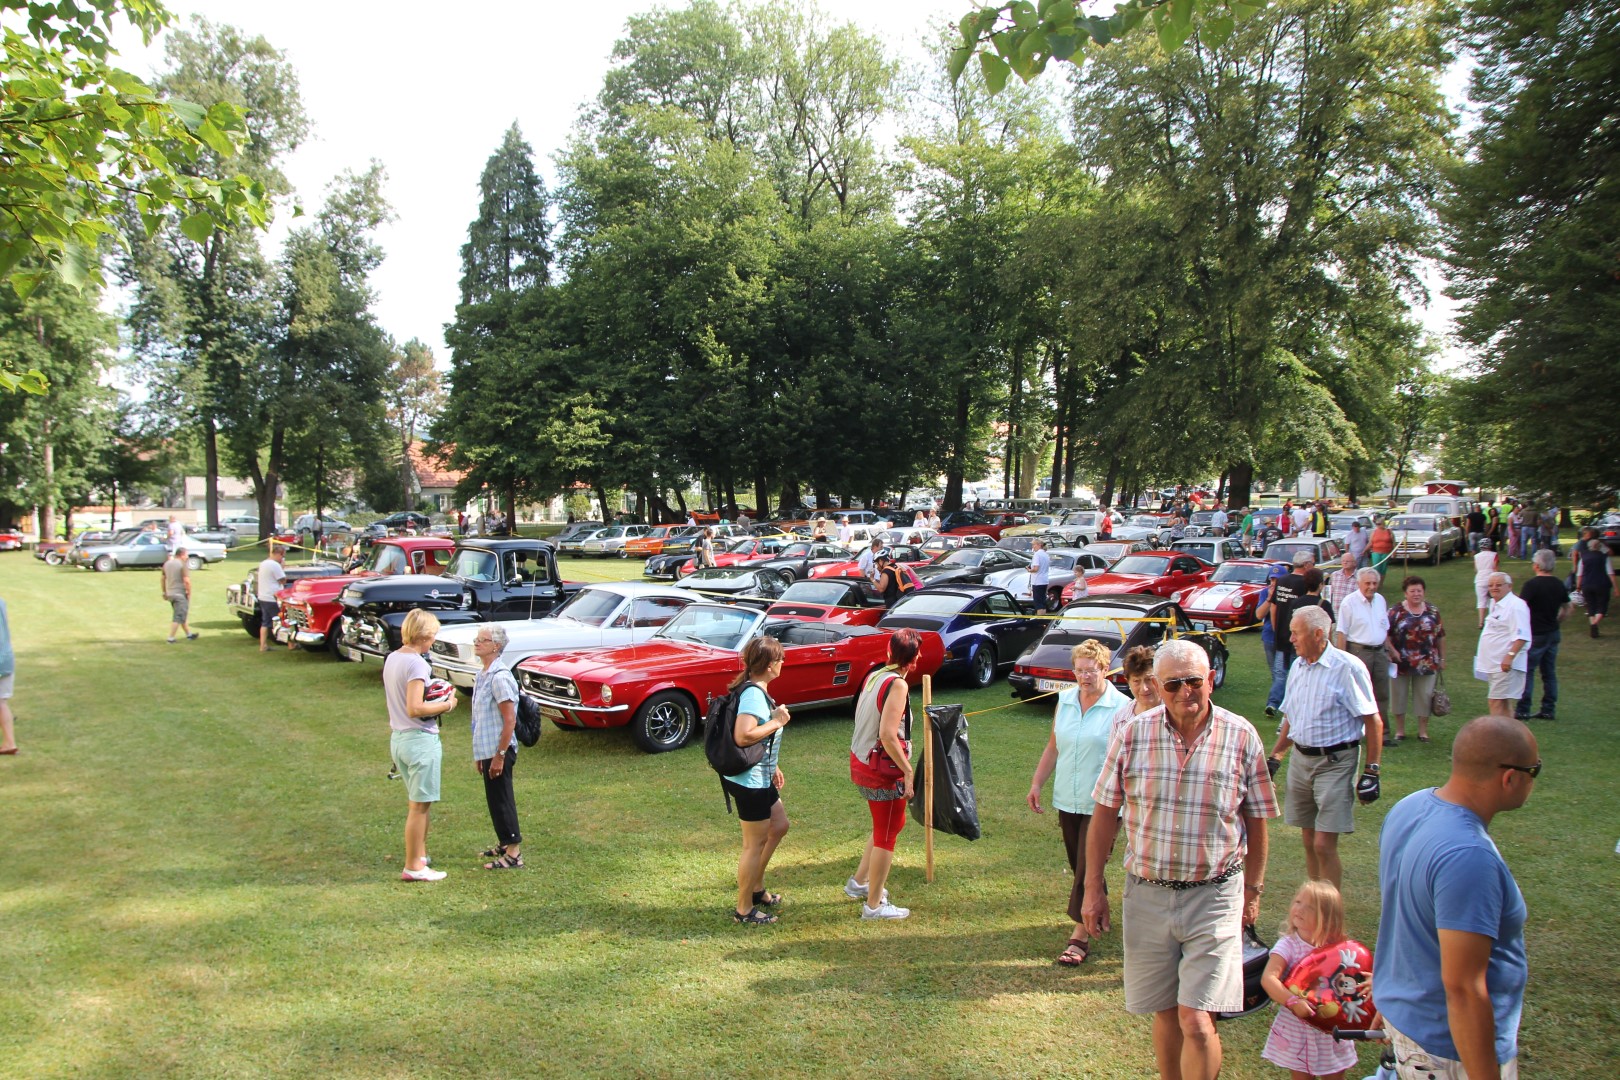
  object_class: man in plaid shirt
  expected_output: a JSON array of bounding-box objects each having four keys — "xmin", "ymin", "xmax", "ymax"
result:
[{"xmin": 1083, "ymin": 639, "xmax": 1278, "ymax": 1080}]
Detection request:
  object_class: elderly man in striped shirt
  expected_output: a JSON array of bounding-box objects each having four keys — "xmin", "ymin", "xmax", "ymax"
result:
[
  {"xmin": 1268, "ymin": 605, "xmax": 1383, "ymax": 889},
  {"xmin": 1083, "ymin": 640, "xmax": 1278, "ymax": 1080}
]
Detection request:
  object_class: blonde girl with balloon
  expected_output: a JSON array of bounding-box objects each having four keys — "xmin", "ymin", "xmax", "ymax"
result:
[{"xmin": 1260, "ymin": 879, "xmax": 1358, "ymax": 1080}]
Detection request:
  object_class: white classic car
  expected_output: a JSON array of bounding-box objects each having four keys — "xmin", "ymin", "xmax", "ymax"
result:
[
  {"xmin": 579, "ymin": 524, "xmax": 652, "ymax": 557},
  {"xmin": 428, "ymin": 582, "xmax": 697, "ymax": 688},
  {"xmin": 983, "ymin": 547, "xmax": 1113, "ymax": 609}
]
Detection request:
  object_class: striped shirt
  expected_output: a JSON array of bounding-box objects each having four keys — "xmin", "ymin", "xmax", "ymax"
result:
[
  {"xmin": 1281, "ymin": 644, "xmax": 1377, "ymax": 747},
  {"xmin": 1091, "ymin": 703, "xmax": 1278, "ymax": 882},
  {"xmin": 470, "ymin": 662, "xmax": 518, "ymax": 761}
]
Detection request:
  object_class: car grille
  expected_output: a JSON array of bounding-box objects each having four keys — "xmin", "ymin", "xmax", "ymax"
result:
[
  {"xmin": 519, "ymin": 669, "xmax": 579, "ymax": 701},
  {"xmin": 354, "ymin": 618, "xmax": 388, "ymax": 648},
  {"xmin": 284, "ymin": 604, "xmax": 311, "ymax": 629},
  {"xmin": 430, "ymin": 640, "xmax": 468, "ymax": 662}
]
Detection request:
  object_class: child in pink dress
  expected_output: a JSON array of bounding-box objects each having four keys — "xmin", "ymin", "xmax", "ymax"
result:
[{"xmin": 1260, "ymin": 880, "xmax": 1359, "ymax": 1080}]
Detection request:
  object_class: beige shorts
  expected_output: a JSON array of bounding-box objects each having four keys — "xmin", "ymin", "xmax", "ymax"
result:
[
  {"xmin": 0, "ymin": 673, "xmax": 12, "ymax": 699},
  {"xmin": 1387, "ymin": 1019, "xmax": 1518, "ymax": 1080},
  {"xmin": 1481, "ymin": 668, "xmax": 1525, "ymax": 701},
  {"xmin": 1121, "ymin": 872, "xmax": 1244, "ymax": 1014},
  {"xmin": 1284, "ymin": 746, "xmax": 1359, "ymax": 833}
]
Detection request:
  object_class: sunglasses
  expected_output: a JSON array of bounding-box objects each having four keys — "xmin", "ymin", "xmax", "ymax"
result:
[
  {"xmin": 1498, "ymin": 760, "xmax": 1542, "ymax": 778},
  {"xmin": 1160, "ymin": 676, "xmax": 1206, "ymax": 693}
]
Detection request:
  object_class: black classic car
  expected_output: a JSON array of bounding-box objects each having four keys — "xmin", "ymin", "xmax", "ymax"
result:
[
  {"xmin": 912, "ymin": 546, "xmax": 1032, "ymax": 588},
  {"xmin": 336, "ymin": 539, "xmax": 575, "ymax": 663},
  {"xmin": 1007, "ymin": 594, "xmax": 1229, "ymax": 699}
]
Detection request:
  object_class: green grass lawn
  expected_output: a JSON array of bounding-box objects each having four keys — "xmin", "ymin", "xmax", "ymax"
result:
[{"xmin": 2, "ymin": 548, "xmax": 1616, "ymax": 1078}]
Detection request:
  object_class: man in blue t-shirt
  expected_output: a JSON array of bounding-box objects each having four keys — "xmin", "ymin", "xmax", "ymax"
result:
[{"xmin": 1374, "ymin": 715, "xmax": 1536, "ymax": 1079}]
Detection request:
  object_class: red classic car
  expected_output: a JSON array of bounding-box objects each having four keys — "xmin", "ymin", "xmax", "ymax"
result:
[
  {"xmin": 1082, "ymin": 550, "xmax": 1214, "ymax": 598},
  {"xmin": 808, "ymin": 543, "xmax": 931, "ymax": 579},
  {"xmin": 763, "ymin": 576, "xmax": 891, "ymax": 626},
  {"xmin": 940, "ymin": 511, "xmax": 1029, "ymax": 540},
  {"xmin": 0, "ymin": 528, "xmax": 25, "ymax": 551},
  {"xmin": 513, "ymin": 602, "xmax": 944, "ymax": 753},
  {"xmin": 675, "ymin": 535, "xmax": 790, "ymax": 576},
  {"xmin": 274, "ymin": 536, "xmax": 454, "ymax": 652},
  {"xmin": 1170, "ymin": 558, "xmax": 1286, "ymax": 629}
]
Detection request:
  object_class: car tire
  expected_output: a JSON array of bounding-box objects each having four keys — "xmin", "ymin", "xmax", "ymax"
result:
[
  {"xmin": 327, "ymin": 616, "xmax": 346, "ymax": 656},
  {"xmin": 1209, "ymin": 643, "xmax": 1229, "ymax": 689},
  {"xmin": 44, "ymin": 550, "xmax": 63, "ymax": 566},
  {"xmin": 240, "ymin": 613, "xmax": 262, "ymax": 638},
  {"xmin": 1429, "ymin": 545, "xmax": 1440, "ymax": 566},
  {"xmin": 631, "ymin": 691, "xmax": 698, "ymax": 754},
  {"xmin": 93, "ymin": 554, "xmax": 115, "ymax": 573},
  {"xmin": 187, "ymin": 555, "xmax": 203, "ymax": 570},
  {"xmin": 968, "ymin": 643, "xmax": 997, "ymax": 688}
]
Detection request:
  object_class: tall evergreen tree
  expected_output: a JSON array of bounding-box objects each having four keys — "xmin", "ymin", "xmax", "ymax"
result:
[
  {"xmin": 459, "ymin": 124, "xmax": 552, "ymax": 305},
  {"xmin": 1443, "ymin": 0, "xmax": 1620, "ymax": 505}
]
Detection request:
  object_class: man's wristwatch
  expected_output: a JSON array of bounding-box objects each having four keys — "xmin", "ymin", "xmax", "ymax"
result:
[
  {"xmin": 1365, "ymin": 763, "xmax": 1380, "ymax": 774},
  {"xmin": 1244, "ymin": 883, "xmax": 1264, "ymax": 896}
]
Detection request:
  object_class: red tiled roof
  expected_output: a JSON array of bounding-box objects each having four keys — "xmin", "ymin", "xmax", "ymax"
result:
[{"xmin": 409, "ymin": 441, "xmax": 465, "ymax": 490}]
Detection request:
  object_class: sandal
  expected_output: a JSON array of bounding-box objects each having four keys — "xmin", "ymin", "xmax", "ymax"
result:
[
  {"xmin": 1057, "ymin": 939, "xmax": 1090, "ymax": 966},
  {"xmin": 752, "ymin": 890, "xmax": 782, "ymax": 907},
  {"xmin": 483, "ymin": 853, "xmax": 524, "ymax": 870},
  {"xmin": 480, "ymin": 845, "xmax": 507, "ymax": 858},
  {"xmin": 732, "ymin": 907, "xmax": 778, "ymax": 925}
]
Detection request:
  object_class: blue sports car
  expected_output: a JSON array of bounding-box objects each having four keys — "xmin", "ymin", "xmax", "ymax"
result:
[{"xmin": 876, "ymin": 584, "xmax": 1047, "ymax": 688}]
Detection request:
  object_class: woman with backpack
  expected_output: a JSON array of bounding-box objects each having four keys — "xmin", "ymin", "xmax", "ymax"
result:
[
  {"xmin": 471, "ymin": 624, "xmax": 523, "ymax": 869},
  {"xmin": 725, "ymin": 637, "xmax": 793, "ymax": 925},
  {"xmin": 845, "ymin": 628, "xmax": 924, "ymax": 921}
]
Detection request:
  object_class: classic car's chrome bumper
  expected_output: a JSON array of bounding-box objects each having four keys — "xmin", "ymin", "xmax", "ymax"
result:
[
  {"xmin": 225, "ymin": 584, "xmax": 255, "ymax": 618},
  {"xmin": 430, "ymin": 657, "xmax": 480, "ymax": 689},
  {"xmin": 271, "ymin": 623, "xmax": 328, "ymax": 647}
]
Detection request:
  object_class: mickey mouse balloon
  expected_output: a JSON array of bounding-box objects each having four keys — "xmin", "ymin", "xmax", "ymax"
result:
[{"xmin": 1284, "ymin": 940, "xmax": 1376, "ymax": 1034}]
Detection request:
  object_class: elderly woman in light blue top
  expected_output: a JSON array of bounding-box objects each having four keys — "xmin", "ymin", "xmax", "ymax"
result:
[
  {"xmin": 1027, "ymin": 638, "xmax": 1128, "ymax": 965},
  {"xmin": 0, "ymin": 596, "xmax": 15, "ymax": 755}
]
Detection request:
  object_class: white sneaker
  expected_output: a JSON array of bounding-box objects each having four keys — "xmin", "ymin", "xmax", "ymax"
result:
[
  {"xmin": 400, "ymin": 866, "xmax": 446, "ymax": 882},
  {"xmin": 843, "ymin": 877, "xmax": 888, "ymax": 904},
  {"xmin": 861, "ymin": 900, "xmax": 910, "ymax": 920}
]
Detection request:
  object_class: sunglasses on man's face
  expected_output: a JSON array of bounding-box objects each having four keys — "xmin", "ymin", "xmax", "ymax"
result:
[
  {"xmin": 1160, "ymin": 676, "xmax": 1206, "ymax": 694},
  {"xmin": 1498, "ymin": 760, "xmax": 1542, "ymax": 779}
]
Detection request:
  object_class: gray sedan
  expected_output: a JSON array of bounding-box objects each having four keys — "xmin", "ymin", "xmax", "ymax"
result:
[{"xmin": 69, "ymin": 530, "xmax": 228, "ymax": 572}]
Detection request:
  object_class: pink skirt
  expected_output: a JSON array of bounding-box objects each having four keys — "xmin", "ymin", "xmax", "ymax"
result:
[{"xmin": 1261, "ymin": 1004, "xmax": 1357, "ymax": 1075}]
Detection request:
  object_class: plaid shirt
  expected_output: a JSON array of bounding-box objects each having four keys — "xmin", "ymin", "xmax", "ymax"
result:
[
  {"xmin": 1326, "ymin": 568, "xmax": 1358, "ymax": 616},
  {"xmin": 1092, "ymin": 703, "xmax": 1278, "ymax": 882},
  {"xmin": 470, "ymin": 662, "xmax": 518, "ymax": 761}
]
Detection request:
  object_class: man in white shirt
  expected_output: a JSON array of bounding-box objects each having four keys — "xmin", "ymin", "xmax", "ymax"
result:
[
  {"xmin": 836, "ymin": 515, "xmax": 852, "ymax": 544},
  {"xmin": 1290, "ymin": 503, "xmax": 1311, "ymax": 536},
  {"xmin": 856, "ymin": 538, "xmax": 882, "ymax": 579},
  {"xmin": 1027, "ymin": 537, "xmax": 1053, "ymax": 612},
  {"xmin": 166, "ymin": 514, "xmax": 184, "ymax": 554},
  {"xmin": 927, "ymin": 508, "xmax": 941, "ymax": 531},
  {"xmin": 1210, "ymin": 506, "xmax": 1228, "ymax": 536},
  {"xmin": 1268, "ymin": 605, "xmax": 1383, "ymax": 887},
  {"xmin": 1334, "ymin": 568, "xmax": 1391, "ymax": 742},
  {"xmin": 1475, "ymin": 572, "xmax": 1532, "ymax": 718},
  {"xmin": 255, "ymin": 544, "xmax": 288, "ymax": 653}
]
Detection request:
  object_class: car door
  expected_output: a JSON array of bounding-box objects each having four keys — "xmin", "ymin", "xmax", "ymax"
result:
[
  {"xmin": 1163, "ymin": 557, "xmax": 1205, "ymax": 595},
  {"xmin": 494, "ymin": 549, "xmax": 556, "ymax": 617},
  {"xmin": 979, "ymin": 590, "xmax": 1045, "ymax": 665},
  {"xmin": 770, "ymin": 627, "xmax": 848, "ymax": 702},
  {"xmin": 134, "ymin": 532, "xmax": 167, "ymax": 566}
]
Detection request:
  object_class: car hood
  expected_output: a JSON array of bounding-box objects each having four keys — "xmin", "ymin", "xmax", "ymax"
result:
[
  {"xmin": 522, "ymin": 639, "xmax": 731, "ymax": 682},
  {"xmin": 1017, "ymin": 631, "xmax": 1125, "ymax": 671},
  {"xmin": 340, "ymin": 574, "xmax": 466, "ymax": 605},
  {"xmin": 1179, "ymin": 582, "xmax": 1258, "ymax": 608},
  {"xmin": 283, "ymin": 570, "xmax": 375, "ymax": 601},
  {"xmin": 1086, "ymin": 572, "xmax": 1159, "ymax": 592}
]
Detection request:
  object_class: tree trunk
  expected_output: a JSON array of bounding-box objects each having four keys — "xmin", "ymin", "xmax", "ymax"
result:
[
  {"xmin": 1102, "ymin": 455, "xmax": 1119, "ymax": 510},
  {"xmin": 401, "ymin": 428, "xmax": 414, "ymax": 512},
  {"xmin": 1062, "ymin": 360, "xmax": 1080, "ymax": 498},
  {"xmin": 504, "ymin": 483, "xmax": 516, "ymax": 526},
  {"xmin": 778, "ymin": 480, "xmax": 800, "ymax": 513},
  {"xmin": 753, "ymin": 471, "xmax": 770, "ymax": 518},
  {"xmin": 40, "ymin": 429, "xmax": 55, "ymax": 542},
  {"xmin": 203, "ymin": 418, "xmax": 222, "ymax": 531},
  {"xmin": 593, "ymin": 484, "xmax": 611, "ymax": 522},
  {"xmin": 944, "ymin": 382, "xmax": 971, "ymax": 513},
  {"xmin": 1049, "ymin": 361, "xmax": 1065, "ymax": 503},
  {"xmin": 815, "ymin": 486, "xmax": 833, "ymax": 510},
  {"xmin": 1226, "ymin": 461, "xmax": 1255, "ymax": 510}
]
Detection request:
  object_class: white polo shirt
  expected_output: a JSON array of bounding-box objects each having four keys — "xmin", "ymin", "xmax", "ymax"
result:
[
  {"xmin": 1336, "ymin": 590, "xmax": 1389, "ymax": 648},
  {"xmin": 1475, "ymin": 591, "xmax": 1531, "ymax": 675}
]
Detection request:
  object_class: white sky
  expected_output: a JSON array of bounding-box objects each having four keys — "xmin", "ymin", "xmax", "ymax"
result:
[{"xmin": 110, "ymin": 1, "xmax": 1463, "ymax": 365}]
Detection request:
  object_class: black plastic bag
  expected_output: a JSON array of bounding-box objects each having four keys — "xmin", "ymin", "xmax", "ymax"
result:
[{"xmin": 908, "ymin": 704, "xmax": 981, "ymax": 840}]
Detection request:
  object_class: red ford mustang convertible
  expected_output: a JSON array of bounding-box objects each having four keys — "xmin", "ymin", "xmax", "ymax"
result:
[{"xmin": 513, "ymin": 603, "xmax": 943, "ymax": 753}]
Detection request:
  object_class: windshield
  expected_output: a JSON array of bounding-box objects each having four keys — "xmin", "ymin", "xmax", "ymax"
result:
[
  {"xmin": 1408, "ymin": 500, "xmax": 1453, "ymax": 514},
  {"xmin": 656, "ymin": 605, "xmax": 757, "ymax": 650},
  {"xmin": 777, "ymin": 581, "xmax": 853, "ymax": 606},
  {"xmin": 1087, "ymin": 543, "xmax": 1129, "ymax": 561},
  {"xmin": 684, "ymin": 567, "xmax": 756, "ymax": 583},
  {"xmin": 596, "ymin": 527, "xmax": 626, "ymax": 539},
  {"xmin": 1053, "ymin": 605, "xmax": 1153, "ymax": 635},
  {"xmin": 778, "ymin": 542, "xmax": 811, "ymax": 558},
  {"xmin": 1330, "ymin": 514, "xmax": 1368, "ymax": 528},
  {"xmin": 1386, "ymin": 517, "xmax": 1434, "ymax": 531},
  {"xmin": 935, "ymin": 549, "xmax": 986, "ymax": 568},
  {"xmin": 1109, "ymin": 555, "xmax": 1170, "ymax": 575},
  {"xmin": 890, "ymin": 592, "xmax": 970, "ymax": 617},
  {"xmin": 1212, "ymin": 562, "xmax": 1271, "ymax": 584},
  {"xmin": 446, "ymin": 548, "xmax": 499, "ymax": 582},
  {"xmin": 1047, "ymin": 554, "xmax": 1077, "ymax": 571},
  {"xmin": 726, "ymin": 538, "xmax": 757, "ymax": 554},
  {"xmin": 1175, "ymin": 543, "xmax": 1217, "ymax": 561},
  {"xmin": 366, "ymin": 545, "xmax": 409, "ymax": 575},
  {"xmin": 551, "ymin": 587, "xmax": 624, "ymax": 626},
  {"xmin": 1063, "ymin": 512, "xmax": 1096, "ymax": 526},
  {"xmin": 1129, "ymin": 515, "xmax": 1161, "ymax": 527}
]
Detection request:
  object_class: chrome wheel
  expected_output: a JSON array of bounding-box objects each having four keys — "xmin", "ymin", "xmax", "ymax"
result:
[
  {"xmin": 969, "ymin": 644, "xmax": 997, "ymax": 688},
  {"xmin": 631, "ymin": 691, "xmax": 697, "ymax": 753}
]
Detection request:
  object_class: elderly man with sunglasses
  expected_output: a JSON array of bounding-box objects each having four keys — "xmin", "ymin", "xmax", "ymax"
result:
[
  {"xmin": 1267, "ymin": 604, "xmax": 1383, "ymax": 889},
  {"xmin": 1374, "ymin": 716, "xmax": 1537, "ymax": 1080},
  {"xmin": 1082, "ymin": 640, "xmax": 1278, "ymax": 1080}
]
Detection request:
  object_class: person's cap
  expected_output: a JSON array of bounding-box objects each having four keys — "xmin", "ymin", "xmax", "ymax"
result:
[{"xmin": 1269, "ymin": 564, "xmax": 1289, "ymax": 578}]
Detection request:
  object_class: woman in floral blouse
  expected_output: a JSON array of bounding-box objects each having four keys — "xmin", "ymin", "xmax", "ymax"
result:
[{"xmin": 1384, "ymin": 574, "xmax": 1446, "ymax": 742}]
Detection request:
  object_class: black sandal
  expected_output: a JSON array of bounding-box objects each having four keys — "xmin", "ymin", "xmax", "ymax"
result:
[
  {"xmin": 1057, "ymin": 939, "xmax": 1090, "ymax": 966},
  {"xmin": 752, "ymin": 890, "xmax": 782, "ymax": 907},
  {"xmin": 484, "ymin": 853, "xmax": 524, "ymax": 870},
  {"xmin": 732, "ymin": 907, "xmax": 777, "ymax": 925},
  {"xmin": 480, "ymin": 845, "xmax": 507, "ymax": 858}
]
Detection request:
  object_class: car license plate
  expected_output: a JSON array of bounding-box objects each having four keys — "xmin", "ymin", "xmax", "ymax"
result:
[
  {"xmin": 1194, "ymin": 621, "xmax": 1212, "ymax": 632},
  {"xmin": 1036, "ymin": 678, "xmax": 1070, "ymax": 692},
  {"xmin": 540, "ymin": 707, "xmax": 564, "ymax": 722}
]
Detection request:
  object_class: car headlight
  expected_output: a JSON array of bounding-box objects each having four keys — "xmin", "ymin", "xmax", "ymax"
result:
[{"xmin": 599, "ymin": 684, "xmax": 613, "ymax": 705}]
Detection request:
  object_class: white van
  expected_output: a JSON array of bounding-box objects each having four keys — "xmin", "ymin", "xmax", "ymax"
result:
[{"xmin": 1404, "ymin": 494, "xmax": 1477, "ymax": 529}]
